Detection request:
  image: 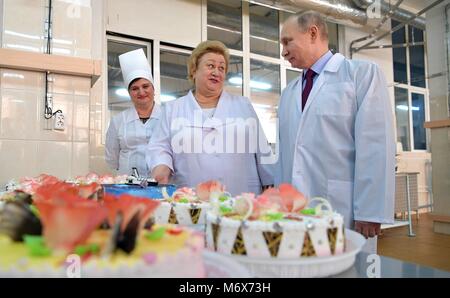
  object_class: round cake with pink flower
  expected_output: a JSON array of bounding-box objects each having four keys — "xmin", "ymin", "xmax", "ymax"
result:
[
  {"xmin": 205, "ymin": 184, "xmax": 345, "ymax": 259},
  {"xmin": 152, "ymin": 181, "xmax": 232, "ymax": 226}
]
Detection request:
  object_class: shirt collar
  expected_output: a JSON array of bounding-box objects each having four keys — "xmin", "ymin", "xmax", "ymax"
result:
[
  {"xmin": 303, "ymin": 50, "xmax": 334, "ymax": 79},
  {"xmin": 125, "ymin": 103, "xmax": 161, "ymax": 123}
]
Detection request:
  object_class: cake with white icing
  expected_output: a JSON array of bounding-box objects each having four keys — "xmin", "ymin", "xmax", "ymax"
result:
[
  {"xmin": 205, "ymin": 184, "xmax": 345, "ymax": 258},
  {"xmin": 152, "ymin": 181, "xmax": 232, "ymax": 226}
]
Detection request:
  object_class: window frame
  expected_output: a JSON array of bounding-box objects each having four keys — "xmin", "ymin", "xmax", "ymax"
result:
[
  {"xmin": 392, "ymin": 21, "xmax": 430, "ymax": 152},
  {"xmin": 102, "ymin": 34, "xmax": 152, "ymax": 145},
  {"xmin": 394, "ymin": 83, "xmax": 430, "ymax": 153}
]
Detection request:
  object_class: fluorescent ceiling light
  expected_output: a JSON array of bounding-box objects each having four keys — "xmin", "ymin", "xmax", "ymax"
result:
[
  {"xmin": 252, "ymin": 103, "xmax": 272, "ymax": 109},
  {"xmin": 4, "ymin": 30, "xmax": 40, "ymax": 40},
  {"xmin": 396, "ymin": 105, "xmax": 420, "ymax": 111},
  {"xmin": 161, "ymin": 94, "xmax": 176, "ymax": 102},
  {"xmin": 228, "ymin": 77, "xmax": 272, "ymax": 90},
  {"xmin": 5, "ymin": 44, "xmax": 40, "ymax": 52},
  {"xmin": 115, "ymin": 88, "xmax": 129, "ymax": 98}
]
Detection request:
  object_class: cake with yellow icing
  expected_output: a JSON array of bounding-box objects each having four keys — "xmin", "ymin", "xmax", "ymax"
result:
[
  {"xmin": 0, "ymin": 181, "xmax": 205, "ymax": 278},
  {"xmin": 205, "ymin": 184, "xmax": 345, "ymax": 259},
  {"xmin": 0, "ymin": 225, "xmax": 204, "ymax": 278}
]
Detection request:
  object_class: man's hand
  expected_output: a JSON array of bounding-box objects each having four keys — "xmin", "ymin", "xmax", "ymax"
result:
[
  {"xmin": 151, "ymin": 165, "xmax": 172, "ymax": 184},
  {"xmin": 354, "ymin": 221, "xmax": 381, "ymax": 239}
]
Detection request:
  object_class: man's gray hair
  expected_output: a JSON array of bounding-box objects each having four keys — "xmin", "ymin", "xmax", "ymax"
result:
[{"xmin": 291, "ymin": 11, "xmax": 328, "ymax": 40}]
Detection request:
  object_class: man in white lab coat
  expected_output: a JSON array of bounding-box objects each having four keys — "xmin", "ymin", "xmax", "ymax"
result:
[{"xmin": 277, "ymin": 11, "xmax": 395, "ymax": 252}]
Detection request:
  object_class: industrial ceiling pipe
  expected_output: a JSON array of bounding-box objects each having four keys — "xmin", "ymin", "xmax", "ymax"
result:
[
  {"xmin": 351, "ymin": 0, "xmax": 425, "ymax": 29},
  {"xmin": 248, "ymin": 0, "xmax": 425, "ymax": 29}
]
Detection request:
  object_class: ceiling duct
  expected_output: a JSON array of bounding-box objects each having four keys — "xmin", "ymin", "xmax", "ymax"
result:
[
  {"xmin": 352, "ymin": 0, "xmax": 425, "ymax": 29},
  {"xmin": 247, "ymin": 0, "xmax": 425, "ymax": 29}
]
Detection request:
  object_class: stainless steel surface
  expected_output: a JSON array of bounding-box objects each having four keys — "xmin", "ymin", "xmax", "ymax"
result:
[
  {"xmin": 406, "ymin": 174, "xmax": 416, "ymax": 237},
  {"xmin": 334, "ymin": 252, "xmax": 450, "ymax": 277}
]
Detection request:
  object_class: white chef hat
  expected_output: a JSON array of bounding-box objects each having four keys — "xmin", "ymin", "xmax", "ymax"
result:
[{"xmin": 118, "ymin": 48, "xmax": 154, "ymax": 89}]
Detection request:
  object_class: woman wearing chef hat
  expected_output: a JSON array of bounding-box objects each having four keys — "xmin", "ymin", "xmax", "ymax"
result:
[{"xmin": 105, "ymin": 48, "xmax": 160, "ymax": 176}]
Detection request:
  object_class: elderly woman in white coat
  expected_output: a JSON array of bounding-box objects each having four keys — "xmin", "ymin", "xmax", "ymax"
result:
[
  {"xmin": 147, "ymin": 41, "xmax": 273, "ymax": 195},
  {"xmin": 105, "ymin": 49, "xmax": 160, "ymax": 176}
]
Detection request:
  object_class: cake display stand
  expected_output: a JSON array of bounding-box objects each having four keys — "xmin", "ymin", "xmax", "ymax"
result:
[
  {"xmin": 222, "ymin": 229, "xmax": 365, "ymax": 278},
  {"xmin": 203, "ymin": 251, "xmax": 252, "ymax": 278}
]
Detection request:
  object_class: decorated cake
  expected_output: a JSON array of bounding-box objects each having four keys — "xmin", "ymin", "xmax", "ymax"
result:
[
  {"xmin": 205, "ymin": 184, "xmax": 345, "ymax": 259},
  {"xmin": 0, "ymin": 181, "xmax": 205, "ymax": 278},
  {"xmin": 151, "ymin": 181, "xmax": 232, "ymax": 226}
]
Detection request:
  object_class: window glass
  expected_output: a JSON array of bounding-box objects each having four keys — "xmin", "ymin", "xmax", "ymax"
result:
[
  {"xmin": 412, "ymin": 93, "xmax": 426, "ymax": 150},
  {"xmin": 225, "ymin": 55, "xmax": 243, "ymax": 96},
  {"xmin": 395, "ymin": 87, "xmax": 411, "ymax": 151},
  {"xmin": 392, "ymin": 20, "xmax": 408, "ymax": 84},
  {"xmin": 160, "ymin": 49, "xmax": 191, "ymax": 103},
  {"xmin": 250, "ymin": 59, "xmax": 280, "ymax": 144},
  {"xmin": 207, "ymin": 0, "xmax": 242, "ymax": 51},
  {"xmin": 409, "ymin": 26, "xmax": 426, "ymax": 88},
  {"xmin": 249, "ymin": 4, "xmax": 279, "ymax": 58}
]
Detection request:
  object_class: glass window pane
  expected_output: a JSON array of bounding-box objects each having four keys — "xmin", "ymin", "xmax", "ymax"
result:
[
  {"xmin": 392, "ymin": 20, "xmax": 407, "ymax": 84},
  {"xmin": 224, "ymin": 55, "xmax": 243, "ymax": 96},
  {"xmin": 160, "ymin": 49, "xmax": 191, "ymax": 104},
  {"xmin": 286, "ymin": 69, "xmax": 301, "ymax": 86},
  {"xmin": 250, "ymin": 4, "xmax": 279, "ymax": 58},
  {"xmin": 394, "ymin": 87, "xmax": 411, "ymax": 151},
  {"xmin": 409, "ymin": 26, "xmax": 426, "ymax": 88},
  {"xmin": 250, "ymin": 59, "xmax": 280, "ymax": 144},
  {"xmin": 328, "ymin": 22, "xmax": 339, "ymax": 53},
  {"xmin": 107, "ymin": 40, "xmax": 149, "ymax": 113},
  {"xmin": 412, "ymin": 93, "xmax": 427, "ymax": 150},
  {"xmin": 207, "ymin": 0, "xmax": 242, "ymax": 51}
]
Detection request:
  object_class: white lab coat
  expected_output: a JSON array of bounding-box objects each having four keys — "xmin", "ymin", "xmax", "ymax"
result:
[
  {"xmin": 276, "ymin": 53, "xmax": 396, "ymax": 231},
  {"xmin": 105, "ymin": 105, "xmax": 161, "ymax": 176},
  {"xmin": 146, "ymin": 90, "xmax": 274, "ymax": 196}
]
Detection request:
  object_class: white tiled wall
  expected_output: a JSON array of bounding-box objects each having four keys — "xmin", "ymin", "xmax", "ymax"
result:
[
  {"xmin": 1, "ymin": 0, "xmax": 94, "ymax": 188},
  {"xmin": 0, "ymin": 69, "xmax": 90, "ymax": 186}
]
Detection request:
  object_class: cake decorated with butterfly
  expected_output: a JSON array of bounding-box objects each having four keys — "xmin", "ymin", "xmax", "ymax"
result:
[
  {"xmin": 0, "ymin": 180, "xmax": 205, "ymax": 278},
  {"xmin": 205, "ymin": 184, "xmax": 345, "ymax": 259}
]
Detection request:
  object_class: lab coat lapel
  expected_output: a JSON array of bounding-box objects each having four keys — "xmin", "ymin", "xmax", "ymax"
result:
[
  {"xmin": 302, "ymin": 72, "xmax": 326, "ymax": 115},
  {"xmin": 292, "ymin": 76, "xmax": 303, "ymax": 115},
  {"xmin": 302, "ymin": 53, "xmax": 345, "ymax": 114},
  {"xmin": 124, "ymin": 107, "xmax": 139, "ymax": 123},
  {"xmin": 185, "ymin": 91, "xmax": 207, "ymax": 128},
  {"xmin": 185, "ymin": 90, "xmax": 229, "ymax": 130},
  {"xmin": 209, "ymin": 91, "xmax": 230, "ymax": 128}
]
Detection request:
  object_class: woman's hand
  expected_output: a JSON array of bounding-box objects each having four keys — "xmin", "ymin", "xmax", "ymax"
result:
[{"xmin": 151, "ymin": 165, "xmax": 172, "ymax": 184}]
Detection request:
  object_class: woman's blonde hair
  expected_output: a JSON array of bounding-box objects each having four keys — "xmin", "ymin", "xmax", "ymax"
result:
[{"xmin": 187, "ymin": 40, "xmax": 230, "ymax": 83}]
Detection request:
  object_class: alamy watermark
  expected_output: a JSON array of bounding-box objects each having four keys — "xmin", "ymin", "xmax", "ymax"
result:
[
  {"xmin": 366, "ymin": 254, "xmax": 381, "ymax": 278},
  {"xmin": 66, "ymin": 0, "xmax": 82, "ymax": 19},
  {"xmin": 66, "ymin": 254, "xmax": 81, "ymax": 278},
  {"xmin": 169, "ymin": 110, "xmax": 278, "ymax": 165},
  {"xmin": 367, "ymin": 0, "xmax": 382, "ymax": 19}
]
